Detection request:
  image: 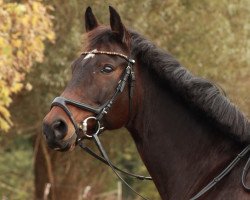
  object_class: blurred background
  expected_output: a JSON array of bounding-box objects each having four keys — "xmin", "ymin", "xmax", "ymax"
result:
[{"xmin": 0, "ymin": 0, "xmax": 249, "ymax": 199}]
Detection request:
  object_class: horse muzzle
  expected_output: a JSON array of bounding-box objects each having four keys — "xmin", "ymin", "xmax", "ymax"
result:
[{"xmin": 42, "ymin": 118, "xmax": 77, "ymax": 151}]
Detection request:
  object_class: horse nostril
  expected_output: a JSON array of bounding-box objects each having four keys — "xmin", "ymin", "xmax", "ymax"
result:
[
  {"xmin": 42, "ymin": 123, "xmax": 53, "ymax": 141},
  {"xmin": 52, "ymin": 119, "xmax": 68, "ymax": 140}
]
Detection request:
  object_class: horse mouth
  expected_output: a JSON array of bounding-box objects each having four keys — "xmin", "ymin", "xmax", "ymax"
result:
[
  {"xmin": 47, "ymin": 133, "xmax": 78, "ymax": 152},
  {"xmin": 47, "ymin": 142, "xmax": 69, "ymax": 151},
  {"xmin": 49, "ymin": 142, "xmax": 77, "ymax": 152}
]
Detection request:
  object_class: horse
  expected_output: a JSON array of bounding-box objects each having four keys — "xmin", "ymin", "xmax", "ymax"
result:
[{"xmin": 42, "ymin": 6, "xmax": 250, "ymax": 200}]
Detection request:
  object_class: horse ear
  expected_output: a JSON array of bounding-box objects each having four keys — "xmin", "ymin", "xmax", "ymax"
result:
[
  {"xmin": 109, "ymin": 6, "xmax": 129, "ymax": 45},
  {"xmin": 85, "ymin": 7, "xmax": 99, "ymax": 32}
]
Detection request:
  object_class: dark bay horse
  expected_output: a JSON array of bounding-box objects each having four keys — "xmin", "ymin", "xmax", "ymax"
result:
[{"xmin": 43, "ymin": 6, "xmax": 250, "ymax": 200}]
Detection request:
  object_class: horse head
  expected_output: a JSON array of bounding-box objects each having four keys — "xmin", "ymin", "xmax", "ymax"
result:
[{"xmin": 42, "ymin": 7, "xmax": 136, "ymax": 151}]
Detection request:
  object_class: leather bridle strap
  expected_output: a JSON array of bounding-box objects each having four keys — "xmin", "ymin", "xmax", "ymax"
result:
[
  {"xmin": 78, "ymin": 141, "xmax": 152, "ymax": 180},
  {"xmin": 80, "ymin": 50, "xmax": 136, "ymax": 120},
  {"xmin": 190, "ymin": 145, "xmax": 250, "ymax": 200},
  {"xmin": 92, "ymin": 134, "xmax": 150, "ymax": 200},
  {"xmin": 242, "ymin": 156, "xmax": 250, "ymax": 191}
]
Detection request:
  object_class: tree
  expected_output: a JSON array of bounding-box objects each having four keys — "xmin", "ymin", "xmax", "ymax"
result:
[{"xmin": 0, "ymin": 0, "xmax": 54, "ymax": 131}]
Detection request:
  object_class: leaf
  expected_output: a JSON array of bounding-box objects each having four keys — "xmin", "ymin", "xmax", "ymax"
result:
[{"xmin": 0, "ymin": 1, "xmax": 55, "ymax": 132}]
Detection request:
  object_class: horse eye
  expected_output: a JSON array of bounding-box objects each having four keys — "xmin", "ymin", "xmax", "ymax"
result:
[{"xmin": 101, "ymin": 64, "xmax": 114, "ymax": 74}]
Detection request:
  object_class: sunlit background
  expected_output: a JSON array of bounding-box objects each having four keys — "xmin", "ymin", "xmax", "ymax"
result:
[{"xmin": 0, "ymin": 0, "xmax": 249, "ymax": 199}]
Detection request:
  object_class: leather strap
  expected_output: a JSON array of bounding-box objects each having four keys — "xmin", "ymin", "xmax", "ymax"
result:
[
  {"xmin": 242, "ymin": 156, "xmax": 250, "ymax": 191},
  {"xmin": 190, "ymin": 145, "xmax": 250, "ymax": 200},
  {"xmin": 78, "ymin": 140, "xmax": 152, "ymax": 180},
  {"xmin": 92, "ymin": 134, "xmax": 150, "ymax": 200}
]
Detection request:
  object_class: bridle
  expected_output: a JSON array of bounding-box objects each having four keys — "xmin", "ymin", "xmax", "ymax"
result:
[
  {"xmin": 51, "ymin": 49, "xmax": 151, "ymax": 200},
  {"xmin": 50, "ymin": 49, "xmax": 250, "ymax": 200},
  {"xmin": 51, "ymin": 49, "xmax": 136, "ymax": 139}
]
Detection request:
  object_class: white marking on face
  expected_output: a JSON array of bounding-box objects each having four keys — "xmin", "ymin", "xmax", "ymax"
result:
[
  {"xmin": 83, "ymin": 49, "xmax": 97, "ymax": 60},
  {"xmin": 84, "ymin": 53, "xmax": 95, "ymax": 59}
]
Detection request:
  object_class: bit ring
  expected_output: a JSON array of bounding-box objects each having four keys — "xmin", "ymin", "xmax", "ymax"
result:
[{"xmin": 81, "ymin": 116, "xmax": 101, "ymax": 138}]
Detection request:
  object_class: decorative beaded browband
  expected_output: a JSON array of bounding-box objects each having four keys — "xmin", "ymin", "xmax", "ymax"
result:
[{"xmin": 81, "ymin": 49, "xmax": 133, "ymax": 63}]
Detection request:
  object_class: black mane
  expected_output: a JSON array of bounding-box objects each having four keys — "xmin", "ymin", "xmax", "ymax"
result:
[
  {"xmin": 86, "ymin": 26, "xmax": 250, "ymax": 143},
  {"xmin": 130, "ymin": 30, "xmax": 250, "ymax": 143}
]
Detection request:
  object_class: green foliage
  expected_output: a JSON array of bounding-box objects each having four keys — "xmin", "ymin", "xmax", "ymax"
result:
[
  {"xmin": 0, "ymin": 134, "xmax": 33, "ymax": 199},
  {"xmin": 0, "ymin": 0, "xmax": 55, "ymax": 131}
]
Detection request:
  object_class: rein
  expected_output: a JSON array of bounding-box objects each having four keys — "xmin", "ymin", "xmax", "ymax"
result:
[
  {"xmin": 50, "ymin": 50, "xmax": 250, "ymax": 200},
  {"xmin": 190, "ymin": 145, "xmax": 250, "ymax": 200}
]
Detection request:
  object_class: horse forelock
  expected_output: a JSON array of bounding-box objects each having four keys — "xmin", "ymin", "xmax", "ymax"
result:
[{"xmin": 82, "ymin": 26, "xmax": 129, "ymax": 53}]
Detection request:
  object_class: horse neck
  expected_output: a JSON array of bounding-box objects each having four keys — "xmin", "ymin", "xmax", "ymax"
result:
[{"xmin": 126, "ymin": 66, "xmax": 243, "ymax": 199}]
